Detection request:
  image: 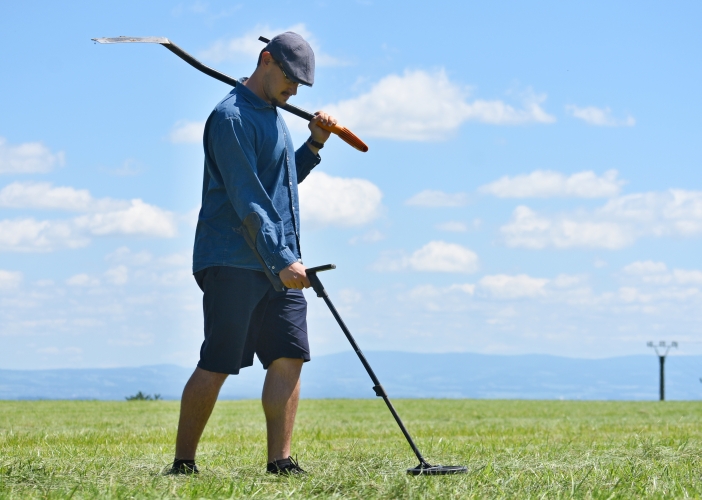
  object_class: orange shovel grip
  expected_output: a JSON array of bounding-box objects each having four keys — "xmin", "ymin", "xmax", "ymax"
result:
[{"xmin": 317, "ymin": 122, "xmax": 369, "ymax": 153}]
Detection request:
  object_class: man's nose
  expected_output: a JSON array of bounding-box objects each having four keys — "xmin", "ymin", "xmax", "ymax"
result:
[{"xmin": 288, "ymin": 84, "xmax": 298, "ymax": 96}]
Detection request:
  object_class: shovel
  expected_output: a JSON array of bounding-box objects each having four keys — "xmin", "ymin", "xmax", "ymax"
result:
[{"xmin": 91, "ymin": 36, "xmax": 368, "ymax": 152}]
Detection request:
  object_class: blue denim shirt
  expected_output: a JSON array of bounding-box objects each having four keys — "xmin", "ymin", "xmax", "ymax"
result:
[{"xmin": 192, "ymin": 80, "xmax": 321, "ymax": 275}]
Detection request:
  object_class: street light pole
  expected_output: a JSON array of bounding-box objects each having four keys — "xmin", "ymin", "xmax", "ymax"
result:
[{"xmin": 647, "ymin": 341, "xmax": 677, "ymax": 401}]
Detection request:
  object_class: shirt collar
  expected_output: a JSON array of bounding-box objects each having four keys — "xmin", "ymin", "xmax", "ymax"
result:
[{"xmin": 236, "ymin": 77, "xmax": 275, "ymax": 110}]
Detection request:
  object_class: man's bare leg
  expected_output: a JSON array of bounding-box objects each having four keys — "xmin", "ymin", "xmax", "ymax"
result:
[
  {"xmin": 262, "ymin": 357, "xmax": 303, "ymax": 462},
  {"xmin": 175, "ymin": 367, "xmax": 229, "ymax": 460}
]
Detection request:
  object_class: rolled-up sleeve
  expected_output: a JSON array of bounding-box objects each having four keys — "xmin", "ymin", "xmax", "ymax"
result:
[{"xmin": 210, "ymin": 116, "xmax": 297, "ymax": 274}]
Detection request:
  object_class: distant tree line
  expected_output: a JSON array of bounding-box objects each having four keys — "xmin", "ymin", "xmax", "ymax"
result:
[{"xmin": 125, "ymin": 391, "xmax": 161, "ymax": 401}]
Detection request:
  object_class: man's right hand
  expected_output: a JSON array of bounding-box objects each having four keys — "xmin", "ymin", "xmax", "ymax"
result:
[{"xmin": 279, "ymin": 262, "xmax": 310, "ymax": 289}]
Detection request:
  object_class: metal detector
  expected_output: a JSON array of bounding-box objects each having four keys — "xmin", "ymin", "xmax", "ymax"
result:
[{"xmin": 306, "ymin": 264, "xmax": 467, "ymax": 475}]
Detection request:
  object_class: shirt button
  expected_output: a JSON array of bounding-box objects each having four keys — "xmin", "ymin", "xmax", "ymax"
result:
[{"xmin": 271, "ymin": 266, "xmax": 275, "ymax": 270}]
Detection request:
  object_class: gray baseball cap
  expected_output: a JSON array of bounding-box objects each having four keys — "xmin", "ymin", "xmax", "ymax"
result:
[{"xmin": 262, "ymin": 32, "xmax": 315, "ymax": 87}]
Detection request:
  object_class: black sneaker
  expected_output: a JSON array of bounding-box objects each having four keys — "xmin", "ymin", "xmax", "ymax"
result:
[
  {"xmin": 166, "ymin": 459, "xmax": 199, "ymax": 475},
  {"xmin": 266, "ymin": 456, "xmax": 306, "ymax": 475}
]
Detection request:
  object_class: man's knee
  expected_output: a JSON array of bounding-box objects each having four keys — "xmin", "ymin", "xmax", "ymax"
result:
[
  {"xmin": 192, "ymin": 366, "xmax": 229, "ymax": 387},
  {"xmin": 267, "ymin": 357, "xmax": 304, "ymax": 375}
]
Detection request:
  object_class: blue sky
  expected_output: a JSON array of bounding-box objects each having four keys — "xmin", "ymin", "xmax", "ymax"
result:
[{"xmin": 1, "ymin": 1, "xmax": 701, "ymax": 369}]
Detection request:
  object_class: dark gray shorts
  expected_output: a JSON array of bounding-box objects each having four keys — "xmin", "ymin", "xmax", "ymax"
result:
[{"xmin": 194, "ymin": 266, "xmax": 310, "ymax": 374}]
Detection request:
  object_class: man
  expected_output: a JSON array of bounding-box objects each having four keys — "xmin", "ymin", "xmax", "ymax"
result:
[{"xmin": 169, "ymin": 32, "xmax": 337, "ymax": 476}]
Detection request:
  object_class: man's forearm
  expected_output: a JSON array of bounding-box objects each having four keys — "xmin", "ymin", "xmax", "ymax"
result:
[{"xmin": 295, "ymin": 144, "xmax": 321, "ymax": 182}]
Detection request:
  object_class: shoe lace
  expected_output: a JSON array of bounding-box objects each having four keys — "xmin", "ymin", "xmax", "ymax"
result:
[{"xmin": 287, "ymin": 455, "xmax": 304, "ymax": 472}]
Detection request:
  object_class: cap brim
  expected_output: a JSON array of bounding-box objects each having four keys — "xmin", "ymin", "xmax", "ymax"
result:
[{"xmin": 279, "ymin": 61, "xmax": 313, "ymax": 87}]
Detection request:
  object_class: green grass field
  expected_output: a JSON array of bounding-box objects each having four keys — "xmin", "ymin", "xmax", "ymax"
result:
[{"xmin": 1, "ymin": 399, "xmax": 701, "ymax": 498}]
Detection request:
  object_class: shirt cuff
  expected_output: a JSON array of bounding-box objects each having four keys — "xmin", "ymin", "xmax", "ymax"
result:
[
  {"xmin": 298, "ymin": 143, "xmax": 321, "ymax": 166},
  {"xmin": 266, "ymin": 247, "xmax": 298, "ymax": 275}
]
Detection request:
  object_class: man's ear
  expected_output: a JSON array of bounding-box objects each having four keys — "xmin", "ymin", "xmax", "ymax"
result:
[{"xmin": 260, "ymin": 51, "xmax": 273, "ymax": 66}]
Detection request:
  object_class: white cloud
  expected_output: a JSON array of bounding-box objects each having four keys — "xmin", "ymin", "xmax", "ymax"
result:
[
  {"xmin": 566, "ymin": 105, "xmax": 635, "ymax": 127},
  {"xmin": 106, "ymin": 246, "xmax": 152, "ymax": 265},
  {"xmin": 324, "ymin": 70, "xmax": 555, "ymax": 141},
  {"xmin": 66, "ymin": 274, "xmax": 100, "ymax": 287},
  {"xmin": 479, "ymin": 170, "xmax": 624, "ymax": 198},
  {"xmin": 500, "ymin": 205, "xmax": 633, "ymax": 249},
  {"xmin": 108, "ymin": 333, "xmax": 156, "ymax": 347},
  {"xmin": 0, "ymin": 198, "xmax": 177, "ymax": 252},
  {"xmin": 400, "ymin": 283, "xmax": 476, "ymax": 311},
  {"xmin": 399, "ymin": 272, "xmax": 589, "ymax": 313},
  {"xmin": 552, "ymin": 274, "xmax": 587, "ymax": 288},
  {"xmin": 200, "ymin": 23, "xmax": 345, "ymax": 67},
  {"xmin": 106, "ymin": 158, "xmax": 144, "ymax": 177},
  {"xmin": 0, "ymin": 270, "xmax": 22, "ymax": 289},
  {"xmin": 376, "ymin": 241, "xmax": 479, "ymax": 273},
  {"xmin": 479, "ymin": 274, "xmax": 549, "ymax": 299},
  {"xmin": 348, "ymin": 229, "xmax": 385, "ymax": 245},
  {"xmin": 74, "ymin": 199, "xmax": 178, "ymax": 238},
  {"xmin": 408, "ymin": 242, "xmax": 478, "ymax": 272},
  {"xmin": 298, "ymin": 171, "xmax": 382, "ymax": 228},
  {"xmin": 171, "ymin": 1, "xmax": 241, "ymax": 20},
  {"xmin": 617, "ymin": 286, "xmax": 653, "ymax": 303},
  {"xmin": 673, "ymin": 269, "xmax": 702, "ymax": 285},
  {"xmin": 0, "ymin": 183, "xmax": 177, "ymax": 238},
  {"xmin": 169, "ymin": 120, "xmax": 205, "ymax": 144},
  {"xmin": 105, "ymin": 265, "xmax": 129, "ymax": 285},
  {"xmin": 101, "ymin": 247, "xmax": 191, "ymax": 287},
  {"xmin": 0, "ymin": 137, "xmax": 65, "ymax": 174},
  {"xmin": 600, "ymin": 190, "xmax": 702, "ymax": 236},
  {"xmin": 56, "ymin": 249, "xmax": 188, "ymax": 292},
  {"xmin": 406, "ymin": 190, "xmax": 470, "ymax": 207},
  {"xmin": 623, "ymin": 261, "xmax": 668, "ymax": 275},
  {"xmin": 501, "ymin": 190, "xmax": 702, "ymax": 249},
  {"xmin": 621, "ymin": 261, "xmax": 702, "ymax": 288},
  {"xmin": 398, "ymin": 266, "xmax": 702, "ymax": 316},
  {"xmin": 37, "ymin": 346, "xmax": 83, "ymax": 355},
  {"xmin": 0, "ymin": 182, "xmax": 125, "ymax": 211},
  {"xmin": 0, "ymin": 218, "xmax": 89, "ymax": 252},
  {"xmin": 338, "ymin": 288, "xmax": 362, "ymax": 305},
  {"xmin": 407, "ymin": 283, "xmax": 476, "ymax": 300},
  {"xmin": 613, "ymin": 282, "xmax": 701, "ymax": 305},
  {"xmin": 436, "ymin": 221, "xmax": 468, "ymax": 232}
]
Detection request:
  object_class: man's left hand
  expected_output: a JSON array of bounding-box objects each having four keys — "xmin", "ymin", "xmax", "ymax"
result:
[
  {"xmin": 308, "ymin": 111, "xmax": 337, "ymax": 146},
  {"xmin": 279, "ymin": 262, "xmax": 310, "ymax": 290}
]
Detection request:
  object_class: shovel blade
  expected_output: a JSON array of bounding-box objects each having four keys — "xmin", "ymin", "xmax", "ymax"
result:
[{"xmin": 92, "ymin": 36, "xmax": 170, "ymax": 44}]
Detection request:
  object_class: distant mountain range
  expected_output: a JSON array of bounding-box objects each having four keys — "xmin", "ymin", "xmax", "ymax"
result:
[{"xmin": 1, "ymin": 352, "xmax": 701, "ymax": 401}]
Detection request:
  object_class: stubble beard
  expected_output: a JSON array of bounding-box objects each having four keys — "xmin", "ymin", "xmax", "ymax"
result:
[{"xmin": 262, "ymin": 73, "xmax": 287, "ymax": 107}]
